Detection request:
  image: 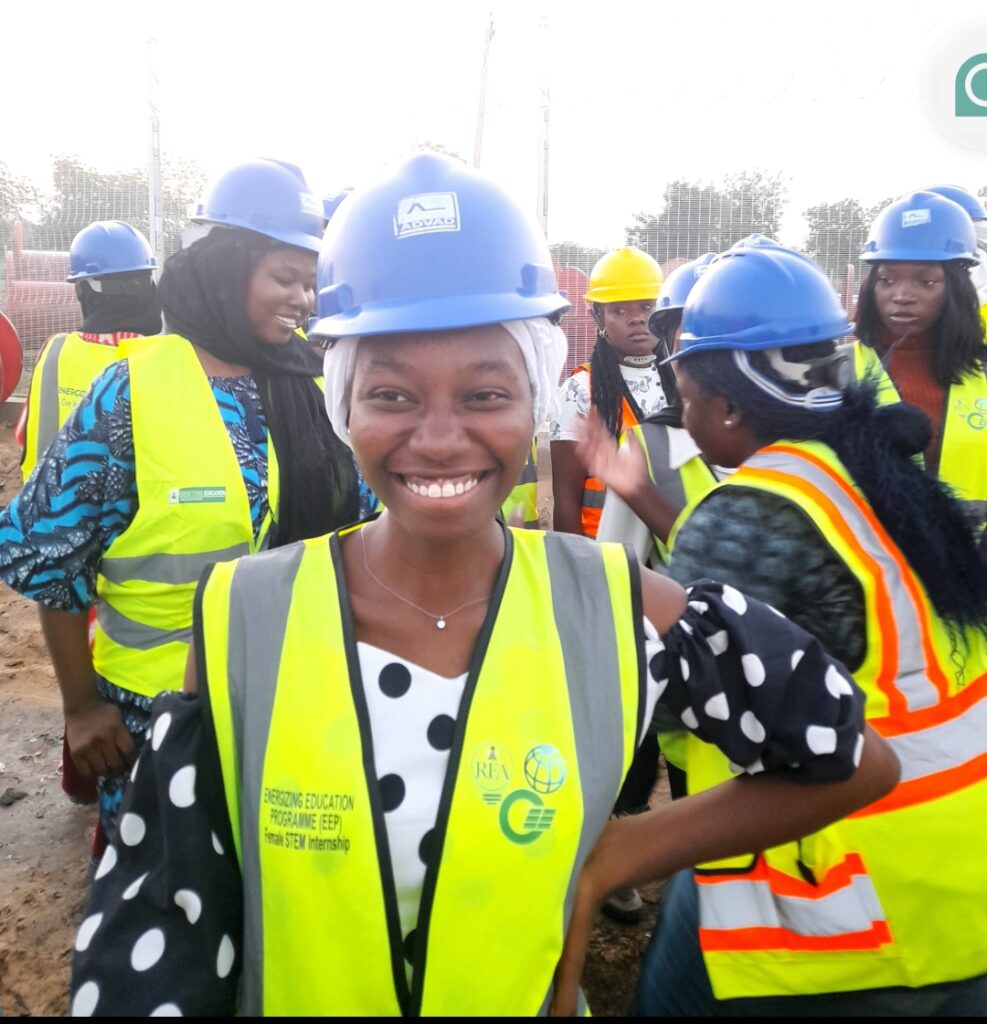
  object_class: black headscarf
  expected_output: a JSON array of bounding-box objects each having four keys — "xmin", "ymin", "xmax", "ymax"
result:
[
  {"xmin": 77, "ymin": 272, "xmax": 162, "ymax": 336},
  {"xmin": 157, "ymin": 227, "xmax": 360, "ymax": 545}
]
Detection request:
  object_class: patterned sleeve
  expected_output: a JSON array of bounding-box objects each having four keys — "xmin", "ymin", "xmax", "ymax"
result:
[
  {"xmin": 649, "ymin": 579, "xmax": 866, "ymax": 783},
  {"xmin": 0, "ymin": 361, "xmax": 138, "ymax": 611},
  {"xmin": 70, "ymin": 692, "xmax": 242, "ymax": 1017},
  {"xmin": 549, "ymin": 373, "xmax": 591, "ymax": 442}
]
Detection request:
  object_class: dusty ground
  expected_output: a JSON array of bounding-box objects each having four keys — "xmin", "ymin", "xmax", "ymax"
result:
[{"xmin": 0, "ymin": 424, "xmax": 664, "ymax": 1017}]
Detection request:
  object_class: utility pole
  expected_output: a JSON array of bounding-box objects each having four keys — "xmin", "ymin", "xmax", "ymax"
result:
[
  {"xmin": 473, "ymin": 15, "xmax": 495, "ymax": 168},
  {"xmin": 147, "ymin": 37, "xmax": 162, "ymax": 273},
  {"xmin": 535, "ymin": 14, "xmax": 551, "ymax": 236}
]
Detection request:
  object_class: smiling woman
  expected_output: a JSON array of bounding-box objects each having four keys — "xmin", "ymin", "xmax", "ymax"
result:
[{"xmin": 67, "ymin": 154, "xmax": 898, "ymax": 1018}]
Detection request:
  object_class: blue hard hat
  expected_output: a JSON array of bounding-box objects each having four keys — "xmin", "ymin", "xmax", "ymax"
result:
[
  {"xmin": 323, "ymin": 188, "xmax": 353, "ymax": 222},
  {"xmin": 192, "ymin": 159, "xmax": 326, "ymax": 253},
  {"xmin": 649, "ymin": 253, "xmax": 717, "ymax": 334},
  {"xmin": 309, "ymin": 153, "xmax": 569, "ymax": 339},
  {"xmin": 861, "ymin": 191, "xmax": 979, "ymax": 266},
  {"xmin": 922, "ymin": 184, "xmax": 987, "ymax": 222},
  {"xmin": 67, "ymin": 221, "xmax": 156, "ymax": 281},
  {"xmin": 670, "ymin": 237, "xmax": 851, "ymax": 359}
]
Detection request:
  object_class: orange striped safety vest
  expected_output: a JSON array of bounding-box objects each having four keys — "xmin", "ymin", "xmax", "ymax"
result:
[
  {"xmin": 572, "ymin": 363, "xmax": 639, "ymax": 538},
  {"xmin": 677, "ymin": 439, "xmax": 987, "ymax": 999}
]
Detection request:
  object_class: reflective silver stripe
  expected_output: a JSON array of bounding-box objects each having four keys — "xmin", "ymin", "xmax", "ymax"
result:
[
  {"xmin": 698, "ymin": 873, "xmax": 886, "ymax": 937},
  {"xmin": 742, "ymin": 449, "xmax": 938, "ymax": 712},
  {"xmin": 636, "ymin": 424, "xmax": 688, "ymax": 507},
  {"xmin": 885, "ymin": 690, "xmax": 987, "ymax": 783},
  {"xmin": 518, "ymin": 449, "xmax": 538, "ymax": 486},
  {"xmin": 220, "ymin": 543, "xmax": 306, "ymax": 1016},
  {"xmin": 101, "ymin": 543, "xmax": 250, "ymax": 585},
  {"xmin": 581, "ymin": 484, "xmax": 606, "ymax": 509},
  {"xmin": 545, "ymin": 533, "xmax": 638, "ymax": 1014},
  {"xmin": 97, "ymin": 600, "xmax": 192, "ymax": 650},
  {"xmin": 35, "ymin": 333, "xmax": 68, "ymax": 460}
]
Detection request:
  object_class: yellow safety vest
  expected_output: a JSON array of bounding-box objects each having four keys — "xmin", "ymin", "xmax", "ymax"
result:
[
  {"xmin": 93, "ymin": 334, "xmax": 279, "ymax": 699},
  {"xmin": 852, "ymin": 341, "xmax": 987, "ymax": 534},
  {"xmin": 21, "ymin": 332, "xmax": 138, "ymax": 479},
  {"xmin": 679, "ymin": 440, "xmax": 987, "ymax": 998},
  {"xmin": 500, "ymin": 439, "xmax": 539, "ymax": 527},
  {"xmin": 627, "ymin": 421, "xmax": 717, "ymax": 566},
  {"xmin": 198, "ymin": 525, "xmax": 644, "ymax": 1016}
]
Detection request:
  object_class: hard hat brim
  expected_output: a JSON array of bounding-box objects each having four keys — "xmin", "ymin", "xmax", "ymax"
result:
[{"xmin": 190, "ymin": 216, "xmax": 324, "ymax": 255}]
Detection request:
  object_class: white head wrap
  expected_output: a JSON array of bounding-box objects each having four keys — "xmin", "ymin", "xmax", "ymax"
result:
[{"xmin": 322, "ymin": 318, "xmax": 569, "ymax": 449}]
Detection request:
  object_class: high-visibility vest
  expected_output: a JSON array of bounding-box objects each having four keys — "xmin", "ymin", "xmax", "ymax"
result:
[
  {"xmin": 93, "ymin": 334, "xmax": 279, "ymax": 699},
  {"xmin": 500, "ymin": 439, "xmax": 539, "ymax": 527},
  {"xmin": 852, "ymin": 341, "xmax": 987, "ymax": 534},
  {"xmin": 678, "ymin": 440, "xmax": 987, "ymax": 998},
  {"xmin": 626, "ymin": 421, "xmax": 717, "ymax": 566},
  {"xmin": 572, "ymin": 363, "xmax": 640, "ymax": 538},
  {"xmin": 199, "ymin": 525, "xmax": 644, "ymax": 1016},
  {"xmin": 20, "ymin": 332, "xmax": 136, "ymax": 480}
]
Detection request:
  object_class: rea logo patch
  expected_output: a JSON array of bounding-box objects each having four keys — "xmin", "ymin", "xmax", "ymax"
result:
[
  {"xmin": 394, "ymin": 192, "xmax": 461, "ymax": 239},
  {"xmin": 902, "ymin": 209, "xmax": 931, "ymax": 227}
]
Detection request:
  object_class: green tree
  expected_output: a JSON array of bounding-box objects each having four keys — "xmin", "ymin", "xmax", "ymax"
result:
[
  {"xmin": 0, "ymin": 161, "xmax": 38, "ymax": 249},
  {"xmin": 625, "ymin": 171, "xmax": 788, "ymax": 263}
]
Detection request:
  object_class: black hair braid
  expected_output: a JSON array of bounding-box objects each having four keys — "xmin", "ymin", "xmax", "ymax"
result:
[
  {"xmin": 589, "ymin": 328, "xmax": 645, "ymax": 438},
  {"xmin": 683, "ymin": 348, "xmax": 987, "ymax": 639},
  {"xmin": 855, "ymin": 262, "xmax": 987, "ymax": 386}
]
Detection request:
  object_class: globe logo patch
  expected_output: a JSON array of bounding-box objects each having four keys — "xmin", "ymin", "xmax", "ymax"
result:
[{"xmin": 523, "ymin": 744, "xmax": 567, "ymax": 794}]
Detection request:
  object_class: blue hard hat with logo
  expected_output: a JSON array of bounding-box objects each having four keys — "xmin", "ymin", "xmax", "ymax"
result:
[
  {"xmin": 192, "ymin": 159, "xmax": 326, "ymax": 253},
  {"xmin": 669, "ymin": 236, "xmax": 851, "ymax": 359},
  {"xmin": 309, "ymin": 153, "xmax": 569, "ymax": 339},
  {"xmin": 861, "ymin": 191, "xmax": 979, "ymax": 266},
  {"xmin": 649, "ymin": 253, "xmax": 717, "ymax": 334},
  {"xmin": 922, "ymin": 184, "xmax": 987, "ymax": 222},
  {"xmin": 67, "ymin": 221, "xmax": 157, "ymax": 281}
]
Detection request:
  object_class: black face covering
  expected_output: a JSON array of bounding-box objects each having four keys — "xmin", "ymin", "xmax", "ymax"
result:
[
  {"xmin": 77, "ymin": 272, "xmax": 162, "ymax": 336},
  {"xmin": 157, "ymin": 227, "xmax": 360, "ymax": 545}
]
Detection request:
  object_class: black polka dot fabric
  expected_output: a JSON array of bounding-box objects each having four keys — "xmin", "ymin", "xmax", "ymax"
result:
[{"xmin": 69, "ymin": 583, "xmax": 865, "ymax": 1014}]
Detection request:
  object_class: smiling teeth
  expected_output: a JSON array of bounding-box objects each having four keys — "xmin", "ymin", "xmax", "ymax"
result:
[{"xmin": 406, "ymin": 476, "xmax": 479, "ymax": 499}]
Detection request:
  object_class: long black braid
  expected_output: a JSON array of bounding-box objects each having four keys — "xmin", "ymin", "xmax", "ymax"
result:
[
  {"xmin": 589, "ymin": 304, "xmax": 648, "ymax": 437},
  {"xmin": 682, "ymin": 345, "xmax": 987, "ymax": 638},
  {"xmin": 855, "ymin": 262, "xmax": 987, "ymax": 386}
]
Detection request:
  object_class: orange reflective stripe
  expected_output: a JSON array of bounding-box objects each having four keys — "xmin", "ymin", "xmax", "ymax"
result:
[
  {"xmin": 854, "ymin": 751, "xmax": 987, "ymax": 818},
  {"xmin": 699, "ymin": 921, "xmax": 893, "ymax": 954},
  {"xmin": 869, "ymin": 671, "xmax": 987, "ymax": 736},
  {"xmin": 736, "ymin": 464, "xmax": 904, "ymax": 716},
  {"xmin": 765, "ymin": 444, "xmax": 952, "ymax": 704}
]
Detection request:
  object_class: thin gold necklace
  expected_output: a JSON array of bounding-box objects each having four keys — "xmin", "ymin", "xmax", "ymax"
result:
[{"xmin": 360, "ymin": 529, "xmax": 491, "ymax": 631}]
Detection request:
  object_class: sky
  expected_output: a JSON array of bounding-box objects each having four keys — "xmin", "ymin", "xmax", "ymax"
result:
[{"xmin": 4, "ymin": 0, "xmax": 987, "ymax": 248}]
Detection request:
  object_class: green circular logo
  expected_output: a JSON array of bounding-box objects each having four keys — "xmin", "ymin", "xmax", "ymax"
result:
[{"xmin": 523, "ymin": 744, "xmax": 567, "ymax": 794}]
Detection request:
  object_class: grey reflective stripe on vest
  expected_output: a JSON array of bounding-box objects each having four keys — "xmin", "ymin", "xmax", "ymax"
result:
[
  {"xmin": 539, "ymin": 533, "xmax": 639, "ymax": 1015},
  {"xmin": 101, "ymin": 543, "xmax": 250, "ymax": 585},
  {"xmin": 742, "ymin": 449, "xmax": 938, "ymax": 712},
  {"xmin": 518, "ymin": 450, "xmax": 538, "ymax": 485},
  {"xmin": 698, "ymin": 870, "xmax": 886, "ymax": 937},
  {"xmin": 218, "ymin": 543, "xmax": 306, "ymax": 1016},
  {"xmin": 96, "ymin": 600, "xmax": 193, "ymax": 650},
  {"xmin": 35, "ymin": 333, "xmax": 69, "ymax": 459},
  {"xmin": 581, "ymin": 485, "xmax": 606, "ymax": 509},
  {"xmin": 637, "ymin": 424, "xmax": 688, "ymax": 507}
]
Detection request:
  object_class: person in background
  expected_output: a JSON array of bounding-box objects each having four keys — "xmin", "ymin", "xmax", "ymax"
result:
[
  {"xmin": 0, "ymin": 159, "xmax": 362, "ymax": 855},
  {"xmin": 592, "ymin": 253, "xmax": 719, "ymax": 571},
  {"xmin": 637, "ymin": 236, "xmax": 987, "ymax": 1016},
  {"xmin": 854, "ymin": 190, "xmax": 987, "ymax": 538},
  {"xmin": 15, "ymin": 220, "xmax": 161, "ymax": 825},
  {"xmin": 67, "ymin": 155, "xmax": 897, "ymax": 1017},
  {"xmin": 550, "ymin": 247, "xmax": 666, "ymax": 538},
  {"xmin": 18, "ymin": 220, "xmax": 160, "ymax": 477}
]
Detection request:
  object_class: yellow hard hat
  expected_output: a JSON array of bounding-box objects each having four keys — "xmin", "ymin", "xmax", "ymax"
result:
[{"xmin": 584, "ymin": 247, "xmax": 664, "ymax": 304}]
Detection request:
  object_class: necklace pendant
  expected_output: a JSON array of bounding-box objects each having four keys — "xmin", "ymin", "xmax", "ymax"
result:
[{"xmin": 436, "ymin": 618, "xmax": 446, "ymax": 630}]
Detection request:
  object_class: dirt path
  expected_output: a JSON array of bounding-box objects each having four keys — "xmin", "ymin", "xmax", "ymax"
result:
[{"xmin": 0, "ymin": 424, "xmax": 663, "ymax": 1017}]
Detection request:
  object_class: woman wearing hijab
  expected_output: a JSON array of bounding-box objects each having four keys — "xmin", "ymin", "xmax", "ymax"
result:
[
  {"xmin": 0, "ymin": 159, "xmax": 361, "ymax": 849},
  {"xmin": 67, "ymin": 155, "xmax": 896, "ymax": 1017}
]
